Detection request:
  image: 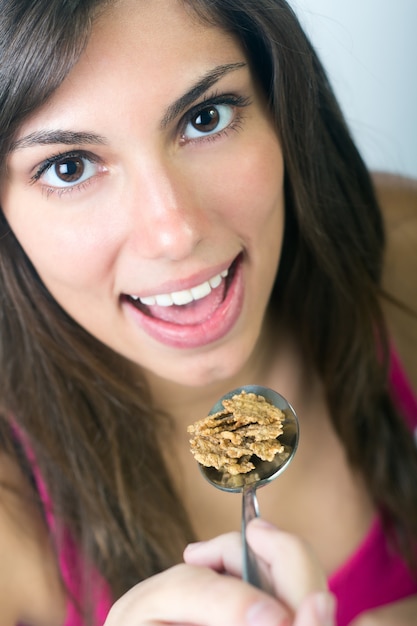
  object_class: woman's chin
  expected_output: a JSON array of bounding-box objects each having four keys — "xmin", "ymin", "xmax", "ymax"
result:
[{"xmin": 143, "ymin": 331, "xmax": 263, "ymax": 391}]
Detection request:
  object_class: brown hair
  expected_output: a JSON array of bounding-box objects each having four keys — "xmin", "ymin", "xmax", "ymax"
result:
[
  {"xmin": 1, "ymin": 0, "xmax": 416, "ymax": 618},
  {"xmin": 0, "ymin": 0, "xmax": 195, "ymax": 611},
  {"xmin": 192, "ymin": 0, "xmax": 417, "ymax": 559}
]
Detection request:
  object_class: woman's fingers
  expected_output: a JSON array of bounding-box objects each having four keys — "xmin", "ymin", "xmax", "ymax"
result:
[
  {"xmin": 294, "ymin": 593, "xmax": 336, "ymax": 626},
  {"xmin": 104, "ymin": 562, "xmax": 290, "ymax": 626},
  {"xmin": 106, "ymin": 521, "xmax": 335, "ymax": 626},
  {"xmin": 246, "ymin": 518, "xmax": 328, "ymax": 610},
  {"xmin": 184, "ymin": 519, "xmax": 331, "ymax": 615},
  {"xmin": 184, "ymin": 530, "xmax": 243, "ymax": 576}
]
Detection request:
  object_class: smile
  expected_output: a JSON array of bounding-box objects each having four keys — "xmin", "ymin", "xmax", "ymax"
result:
[
  {"xmin": 130, "ymin": 268, "xmax": 229, "ymax": 307},
  {"xmin": 123, "ymin": 255, "xmax": 244, "ymax": 349}
]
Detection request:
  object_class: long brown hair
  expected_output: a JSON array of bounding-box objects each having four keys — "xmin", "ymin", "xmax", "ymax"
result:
[
  {"xmin": 0, "ymin": 0, "xmax": 195, "ymax": 610},
  {"xmin": 0, "ymin": 0, "xmax": 416, "ymax": 618},
  {"xmin": 210, "ymin": 0, "xmax": 417, "ymax": 560},
  {"xmin": 190, "ymin": 0, "xmax": 417, "ymax": 558}
]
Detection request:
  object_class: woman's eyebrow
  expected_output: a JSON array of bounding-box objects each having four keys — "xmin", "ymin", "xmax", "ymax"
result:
[
  {"xmin": 10, "ymin": 130, "xmax": 107, "ymax": 152},
  {"xmin": 9, "ymin": 62, "xmax": 247, "ymax": 152},
  {"xmin": 160, "ymin": 61, "xmax": 247, "ymax": 128}
]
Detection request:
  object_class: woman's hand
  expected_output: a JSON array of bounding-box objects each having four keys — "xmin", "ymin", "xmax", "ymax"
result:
[{"xmin": 104, "ymin": 518, "xmax": 336, "ymax": 626}]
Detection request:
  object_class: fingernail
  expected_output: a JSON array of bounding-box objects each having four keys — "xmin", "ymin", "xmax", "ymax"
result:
[
  {"xmin": 314, "ymin": 592, "xmax": 336, "ymax": 626},
  {"xmin": 246, "ymin": 599, "xmax": 289, "ymax": 626},
  {"xmin": 249, "ymin": 518, "xmax": 276, "ymax": 530},
  {"xmin": 183, "ymin": 540, "xmax": 206, "ymax": 553}
]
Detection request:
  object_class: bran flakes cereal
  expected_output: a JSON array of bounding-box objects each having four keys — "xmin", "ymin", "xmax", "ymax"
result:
[{"xmin": 188, "ymin": 391, "xmax": 285, "ymax": 475}]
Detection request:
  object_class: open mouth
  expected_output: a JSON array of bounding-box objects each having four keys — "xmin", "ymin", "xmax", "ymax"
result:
[
  {"xmin": 121, "ymin": 255, "xmax": 243, "ymax": 349},
  {"xmin": 125, "ymin": 255, "xmax": 239, "ymax": 325}
]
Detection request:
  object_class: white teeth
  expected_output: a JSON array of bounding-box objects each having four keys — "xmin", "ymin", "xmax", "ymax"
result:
[
  {"xmin": 154, "ymin": 293, "xmax": 173, "ymax": 306},
  {"xmin": 209, "ymin": 274, "xmax": 222, "ymax": 289},
  {"xmin": 171, "ymin": 289, "xmax": 194, "ymax": 306},
  {"xmin": 190, "ymin": 280, "xmax": 211, "ymax": 301},
  {"xmin": 132, "ymin": 268, "xmax": 229, "ymax": 308},
  {"xmin": 139, "ymin": 295, "xmax": 156, "ymax": 305}
]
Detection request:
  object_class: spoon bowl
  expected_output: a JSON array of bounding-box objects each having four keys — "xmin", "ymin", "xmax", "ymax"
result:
[{"xmin": 199, "ymin": 385, "xmax": 299, "ymax": 492}]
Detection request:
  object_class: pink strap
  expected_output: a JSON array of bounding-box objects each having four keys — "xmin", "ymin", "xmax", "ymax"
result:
[
  {"xmin": 328, "ymin": 347, "xmax": 417, "ymax": 625},
  {"xmin": 329, "ymin": 515, "xmax": 417, "ymax": 626},
  {"xmin": 13, "ymin": 427, "xmax": 111, "ymax": 625}
]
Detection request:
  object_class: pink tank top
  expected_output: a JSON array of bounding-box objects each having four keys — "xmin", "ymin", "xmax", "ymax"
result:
[
  {"xmin": 328, "ymin": 348, "xmax": 417, "ymax": 626},
  {"xmin": 18, "ymin": 349, "xmax": 417, "ymax": 626}
]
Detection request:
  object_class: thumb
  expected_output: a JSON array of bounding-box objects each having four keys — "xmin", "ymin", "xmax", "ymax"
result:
[
  {"xmin": 246, "ymin": 518, "xmax": 328, "ymax": 611},
  {"xmin": 294, "ymin": 592, "xmax": 336, "ymax": 626}
]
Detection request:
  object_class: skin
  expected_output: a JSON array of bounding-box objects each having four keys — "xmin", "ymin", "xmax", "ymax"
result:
[
  {"xmin": 104, "ymin": 520, "xmax": 334, "ymax": 626},
  {"xmin": 0, "ymin": 1, "xmax": 416, "ymax": 624},
  {"xmin": 1, "ymin": 0, "xmax": 284, "ymax": 392}
]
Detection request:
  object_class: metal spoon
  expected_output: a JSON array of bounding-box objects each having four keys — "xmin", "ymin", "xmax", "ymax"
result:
[{"xmin": 197, "ymin": 385, "xmax": 299, "ymax": 592}]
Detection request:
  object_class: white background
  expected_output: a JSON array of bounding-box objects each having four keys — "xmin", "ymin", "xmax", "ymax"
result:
[{"xmin": 288, "ymin": 0, "xmax": 417, "ymax": 178}]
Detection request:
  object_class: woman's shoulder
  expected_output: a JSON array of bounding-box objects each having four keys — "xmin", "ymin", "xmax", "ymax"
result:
[
  {"xmin": 372, "ymin": 171, "xmax": 417, "ymax": 391},
  {"xmin": 373, "ymin": 170, "xmax": 417, "ymax": 220},
  {"xmin": 374, "ymin": 170, "xmax": 417, "ymax": 307},
  {"xmin": 0, "ymin": 452, "xmax": 66, "ymax": 625}
]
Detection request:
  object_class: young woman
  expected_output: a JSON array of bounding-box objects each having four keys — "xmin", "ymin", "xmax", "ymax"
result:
[{"xmin": 0, "ymin": 1, "xmax": 416, "ymax": 625}]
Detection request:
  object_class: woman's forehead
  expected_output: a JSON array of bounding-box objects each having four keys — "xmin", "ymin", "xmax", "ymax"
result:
[
  {"xmin": 89, "ymin": 0, "xmax": 231, "ymax": 60},
  {"xmin": 14, "ymin": 0, "xmax": 248, "ymax": 138}
]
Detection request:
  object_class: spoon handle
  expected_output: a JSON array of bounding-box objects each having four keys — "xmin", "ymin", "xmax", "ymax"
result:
[{"xmin": 241, "ymin": 485, "xmax": 272, "ymax": 593}]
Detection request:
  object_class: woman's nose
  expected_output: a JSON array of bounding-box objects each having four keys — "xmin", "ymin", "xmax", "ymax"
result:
[{"xmin": 124, "ymin": 159, "xmax": 205, "ymax": 261}]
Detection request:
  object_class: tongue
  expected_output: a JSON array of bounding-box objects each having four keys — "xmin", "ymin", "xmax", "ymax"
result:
[{"xmin": 142, "ymin": 282, "xmax": 226, "ymax": 325}]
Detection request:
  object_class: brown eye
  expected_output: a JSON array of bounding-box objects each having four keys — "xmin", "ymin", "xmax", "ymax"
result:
[
  {"xmin": 54, "ymin": 156, "xmax": 85, "ymax": 183},
  {"xmin": 192, "ymin": 106, "xmax": 220, "ymax": 133},
  {"xmin": 184, "ymin": 103, "xmax": 234, "ymax": 140},
  {"xmin": 39, "ymin": 153, "xmax": 100, "ymax": 189}
]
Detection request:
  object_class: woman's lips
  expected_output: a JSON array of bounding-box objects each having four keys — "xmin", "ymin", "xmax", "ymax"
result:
[{"xmin": 122, "ymin": 256, "xmax": 244, "ymax": 349}]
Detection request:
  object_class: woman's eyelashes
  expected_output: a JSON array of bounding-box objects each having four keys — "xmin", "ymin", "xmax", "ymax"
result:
[
  {"xmin": 30, "ymin": 94, "xmax": 252, "ymax": 195},
  {"xmin": 180, "ymin": 94, "xmax": 251, "ymax": 143},
  {"xmin": 31, "ymin": 151, "xmax": 105, "ymax": 195}
]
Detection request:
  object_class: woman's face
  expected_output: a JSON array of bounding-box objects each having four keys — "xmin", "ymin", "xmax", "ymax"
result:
[{"xmin": 1, "ymin": 0, "xmax": 285, "ymax": 387}]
